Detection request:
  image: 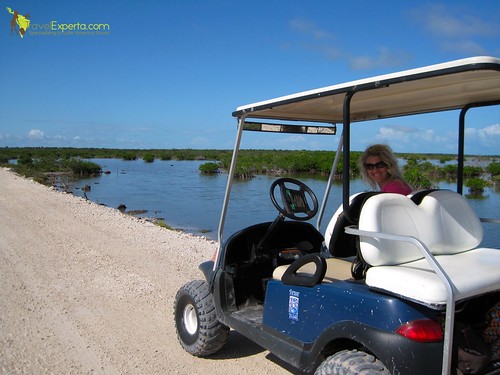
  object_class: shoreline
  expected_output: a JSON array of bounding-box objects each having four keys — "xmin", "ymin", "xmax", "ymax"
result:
[{"xmin": 0, "ymin": 167, "xmax": 289, "ymax": 374}]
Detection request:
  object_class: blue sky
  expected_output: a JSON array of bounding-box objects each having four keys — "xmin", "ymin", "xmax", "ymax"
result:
[{"xmin": 1, "ymin": 0, "xmax": 499, "ymax": 155}]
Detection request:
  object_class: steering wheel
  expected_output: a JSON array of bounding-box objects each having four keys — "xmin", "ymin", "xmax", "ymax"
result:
[{"xmin": 270, "ymin": 178, "xmax": 319, "ymax": 221}]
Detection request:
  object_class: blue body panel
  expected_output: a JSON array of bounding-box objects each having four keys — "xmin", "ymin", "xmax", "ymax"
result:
[{"xmin": 263, "ymin": 279, "xmax": 430, "ymax": 343}]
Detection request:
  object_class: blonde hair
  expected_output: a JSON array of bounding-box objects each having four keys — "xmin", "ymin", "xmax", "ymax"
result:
[{"xmin": 359, "ymin": 144, "xmax": 405, "ymax": 190}]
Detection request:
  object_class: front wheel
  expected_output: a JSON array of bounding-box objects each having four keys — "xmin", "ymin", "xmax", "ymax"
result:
[
  {"xmin": 174, "ymin": 280, "xmax": 229, "ymax": 356},
  {"xmin": 315, "ymin": 350, "xmax": 391, "ymax": 375}
]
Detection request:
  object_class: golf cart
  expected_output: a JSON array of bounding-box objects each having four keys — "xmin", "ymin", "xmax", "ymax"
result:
[{"xmin": 174, "ymin": 56, "xmax": 500, "ymax": 374}]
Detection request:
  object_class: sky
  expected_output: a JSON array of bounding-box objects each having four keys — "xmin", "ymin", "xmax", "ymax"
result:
[{"xmin": 1, "ymin": 0, "xmax": 499, "ymax": 155}]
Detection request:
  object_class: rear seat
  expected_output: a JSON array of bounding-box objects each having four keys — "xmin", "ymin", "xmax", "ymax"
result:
[{"xmin": 356, "ymin": 190, "xmax": 500, "ymax": 307}]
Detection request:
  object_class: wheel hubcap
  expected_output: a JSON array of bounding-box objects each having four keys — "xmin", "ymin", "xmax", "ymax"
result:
[{"xmin": 183, "ymin": 304, "xmax": 198, "ymax": 335}]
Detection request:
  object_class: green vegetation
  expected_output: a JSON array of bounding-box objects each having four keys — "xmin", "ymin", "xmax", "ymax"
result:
[
  {"xmin": 199, "ymin": 162, "xmax": 220, "ymax": 174},
  {"xmin": 403, "ymin": 159, "xmax": 433, "ymax": 190},
  {"xmin": 202, "ymin": 149, "xmax": 361, "ymax": 178},
  {"xmin": 121, "ymin": 152, "xmax": 138, "ymax": 161},
  {"xmin": 154, "ymin": 219, "xmax": 175, "ymax": 230},
  {"xmin": 465, "ymin": 178, "xmax": 488, "ymax": 194},
  {"xmin": 1, "ymin": 147, "xmax": 498, "ymax": 195},
  {"xmin": 0, "ymin": 147, "xmax": 228, "ymax": 163},
  {"xmin": 1, "ymin": 148, "xmax": 102, "ymax": 184},
  {"xmin": 143, "ymin": 153, "xmax": 155, "ymax": 163},
  {"xmin": 487, "ymin": 162, "xmax": 500, "ymax": 176},
  {"xmin": 64, "ymin": 159, "xmax": 102, "ymax": 175}
]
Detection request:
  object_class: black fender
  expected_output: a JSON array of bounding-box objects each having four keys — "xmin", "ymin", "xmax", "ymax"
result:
[
  {"xmin": 301, "ymin": 321, "xmax": 443, "ymax": 374},
  {"xmin": 198, "ymin": 260, "xmax": 214, "ymax": 283}
]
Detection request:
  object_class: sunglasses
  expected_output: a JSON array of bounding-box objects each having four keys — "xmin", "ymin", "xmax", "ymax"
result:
[{"xmin": 364, "ymin": 161, "xmax": 387, "ymax": 170}]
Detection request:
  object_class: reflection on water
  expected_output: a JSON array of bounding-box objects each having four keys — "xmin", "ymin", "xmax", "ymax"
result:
[{"xmin": 70, "ymin": 159, "xmax": 499, "ymax": 249}]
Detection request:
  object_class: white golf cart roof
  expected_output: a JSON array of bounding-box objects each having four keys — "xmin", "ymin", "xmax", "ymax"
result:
[
  {"xmin": 227, "ymin": 56, "xmax": 500, "ymax": 220},
  {"xmin": 233, "ymin": 56, "xmax": 500, "ymax": 123}
]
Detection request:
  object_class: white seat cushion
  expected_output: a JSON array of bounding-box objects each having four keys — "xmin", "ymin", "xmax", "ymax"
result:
[
  {"xmin": 357, "ymin": 191, "xmax": 498, "ymax": 307},
  {"xmin": 359, "ymin": 194, "xmax": 430, "ymax": 266},
  {"xmin": 359, "ymin": 192, "xmax": 484, "ymax": 265},
  {"xmin": 366, "ymin": 248, "xmax": 500, "ymax": 306},
  {"xmin": 417, "ymin": 190, "xmax": 483, "ymax": 255}
]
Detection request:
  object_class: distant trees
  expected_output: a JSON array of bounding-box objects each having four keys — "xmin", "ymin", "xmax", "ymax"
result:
[
  {"xmin": 403, "ymin": 158, "xmax": 433, "ymax": 190},
  {"xmin": 487, "ymin": 162, "xmax": 500, "ymax": 177},
  {"xmin": 142, "ymin": 153, "xmax": 155, "ymax": 163},
  {"xmin": 199, "ymin": 162, "xmax": 220, "ymax": 174},
  {"xmin": 0, "ymin": 147, "xmax": 498, "ymax": 194},
  {"xmin": 63, "ymin": 159, "xmax": 102, "ymax": 175},
  {"xmin": 465, "ymin": 178, "xmax": 488, "ymax": 194},
  {"xmin": 3, "ymin": 152, "xmax": 101, "ymax": 184}
]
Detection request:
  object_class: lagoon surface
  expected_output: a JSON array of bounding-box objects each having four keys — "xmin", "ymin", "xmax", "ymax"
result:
[{"xmin": 71, "ymin": 159, "xmax": 499, "ymax": 248}]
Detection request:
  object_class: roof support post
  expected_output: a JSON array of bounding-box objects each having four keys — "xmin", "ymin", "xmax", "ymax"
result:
[
  {"xmin": 316, "ymin": 130, "xmax": 343, "ymax": 231},
  {"xmin": 458, "ymin": 107, "xmax": 467, "ymax": 195},
  {"xmin": 458, "ymin": 100, "xmax": 500, "ymax": 195},
  {"xmin": 214, "ymin": 114, "xmax": 247, "ymax": 270},
  {"xmin": 342, "ymin": 91, "xmax": 355, "ymax": 221}
]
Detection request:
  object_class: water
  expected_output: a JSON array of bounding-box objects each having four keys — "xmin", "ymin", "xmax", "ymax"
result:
[
  {"xmin": 69, "ymin": 159, "xmax": 500, "ymax": 249},
  {"xmin": 70, "ymin": 159, "xmax": 227, "ymax": 235}
]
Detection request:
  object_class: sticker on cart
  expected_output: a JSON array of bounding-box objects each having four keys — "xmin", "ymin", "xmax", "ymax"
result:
[{"xmin": 288, "ymin": 290, "xmax": 300, "ymax": 321}]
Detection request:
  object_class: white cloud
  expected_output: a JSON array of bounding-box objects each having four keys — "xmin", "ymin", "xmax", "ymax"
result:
[
  {"xmin": 440, "ymin": 40, "xmax": 486, "ymax": 55},
  {"xmin": 416, "ymin": 5, "xmax": 498, "ymax": 38},
  {"xmin": 466, "ymin": 124, "xmax": 500, "ymax": 140},
  {"xmin": 289, "ymin": 18, "xmax": 410, "ymax": 71},
  {"xmin": 410, "ymin": 4, "xmax": 499, "ymax": 55},
  {"xmin": 288, "ymin": 18, "xmax": 342, "ymax": 61},
  {"xmin": 27, "ymin": 129, "xmax": 45, "ymax": 140},
  {"xmin": 376, "ymin": 126, "xmax": 419, "ymax": 142},
  {"xmin": 461, "ymin": 124, "xmax": 500, "ymax": 154},
  {"xmin": 377, "ymin": 127, "xmax": 409, "ymax": 141},
  {"xmin": 349, "ymin": 48, "xmax": 411, "ymax": 71},
  {"xmin": 480, "ymin": 124, "xmax": 500, "ymax": 137},
  {"xmin": 371, "ymin": 123, "xmax": 499, "ymax": 155},
  {"xmin": 374, "ymin": 126, "xmax": 451, "ymax": 152},
  {"xmin": 289, "ymin": 19, "xmax": 335, "ymax": 40}
]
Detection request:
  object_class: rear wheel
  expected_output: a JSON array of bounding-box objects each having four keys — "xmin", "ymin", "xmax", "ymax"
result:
[
  {"xmin": 315, "ymin": 349, "xmax": 391, "ymax": 375},
  {"xmin": 174, "ymin": 280, "xmax": 229, "ymax": 356}
]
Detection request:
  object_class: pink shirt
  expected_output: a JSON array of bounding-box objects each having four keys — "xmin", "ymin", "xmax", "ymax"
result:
[{"xmin": 381, "ymin": 179, "xmax": 412, "ymax": 195}]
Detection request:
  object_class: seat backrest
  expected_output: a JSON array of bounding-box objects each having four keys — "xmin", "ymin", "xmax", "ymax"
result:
[
  {"xmin": 358, "ymin": 194, "xmax": 427, "ymax": 266},
  {"xmin": 417, "ymin": 190, "xmax": 483, "ymax": 255},
  {"xmin": 409, "ymin": 188, "xmax": 440, "ymax": 205},
  {"xmin": 325, "ymin": 192, "xmax": 381, "ymax": 258},
  {"xmin": 358, "ymin": 191, "xmax": 483, "ymax": 266}
]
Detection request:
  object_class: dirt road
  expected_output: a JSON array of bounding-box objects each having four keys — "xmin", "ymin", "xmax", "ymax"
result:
[{"xmin": 0, "ymin": 168, "xmax": 290, "ymax": 374}]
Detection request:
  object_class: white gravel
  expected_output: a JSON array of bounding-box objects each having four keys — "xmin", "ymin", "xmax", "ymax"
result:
[{"xmin": 0, "ymin": 167, "xmax": 290, "ymax": 374}]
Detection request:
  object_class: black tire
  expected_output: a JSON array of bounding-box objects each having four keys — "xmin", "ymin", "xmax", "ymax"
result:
[
  {"xmin": 174, "ymin": 280, "xmax": 229, "ymax": 356},
  {"xmin": 315, "ymin": 350, "xmax": 391, "ymax": 375}
]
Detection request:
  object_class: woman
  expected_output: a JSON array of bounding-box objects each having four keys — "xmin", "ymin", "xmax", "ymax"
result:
[{"xmin": 359, "ymin": 144, "xmax": 412, "ymax": 195}]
